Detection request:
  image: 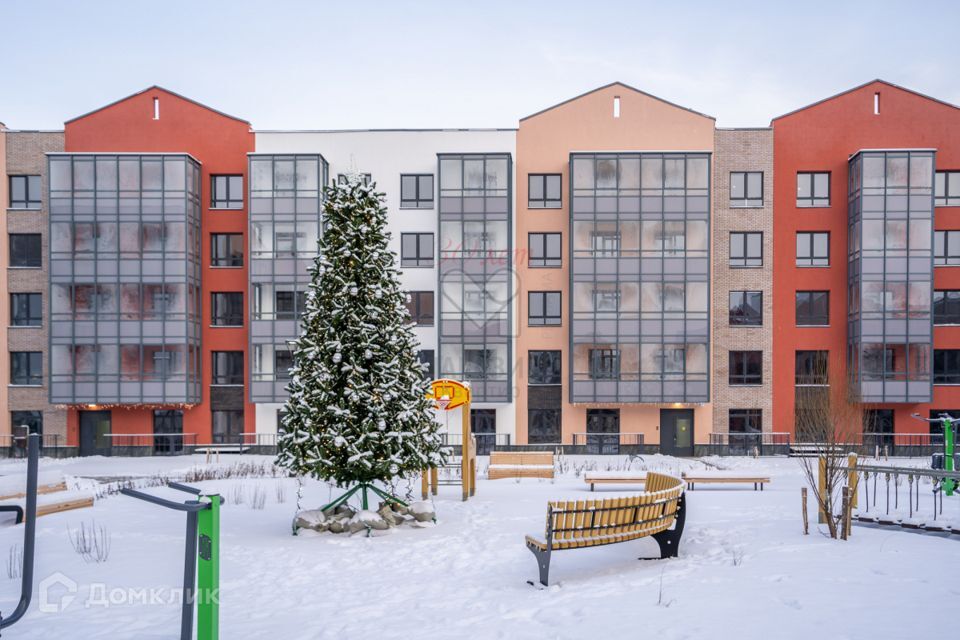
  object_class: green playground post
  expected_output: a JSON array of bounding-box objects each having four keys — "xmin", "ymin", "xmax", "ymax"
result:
[
  {"xmin": 196, "ymin": 494, "xmax": 221, "ymax": 640},
  {"xmin": 943, "ymin": 417, "xmax": 956, "ymax": 497}
]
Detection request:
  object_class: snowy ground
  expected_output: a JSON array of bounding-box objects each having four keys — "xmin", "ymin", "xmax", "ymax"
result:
[{"xmin": 0, "ymin": 453, "xmax": 958, "ymax": 639}]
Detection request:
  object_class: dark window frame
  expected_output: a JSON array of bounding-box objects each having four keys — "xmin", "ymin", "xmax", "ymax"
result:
[
  {"xmin": 795, "ymin": 350, "xmax": 829, "ymax": 385},
  {"xmin": 589, "ymin": 348, "xmax": 620, "ymax": 380},
  {"xmin": 796, "ymin": 172, "xmax": 831, "ymax": 207},
  {"xmin": 210, "ymin": 292, "xmax": 244, "ymax": 327},
  {"xmin": 934, "ymin": 349, "xmax": 960, "ymax": 385},
  {"xmin": 10, "ymin": 410, "xmax": 43, "ymax": 436},
  {"xmin": 399, "ymin": 174, "xmax": 434, "ymax": 208},
  {"xmin": 9, "ymin": 175, "xmax": 42, "ymax": 209},
  {"xmin": 729, "ymin": 409, "xmax": 762, "ymax": 434},
  {"xmin": 416, "ymin": 349, "xmax": 435, "ymax": 380},
  {"xmin": 211, "ymin": 351, "xmax": 244, "ymax": 386},
  {"xmin": 528, "ymin": 232, "xmax": 562, "ymax": 268},
  {"xmin": 337, "ymin": 173, "xmax": 372, "ymax": 186},
  {"xmin": 10, "ymin": 351, "xmax": 42, "ymax": 386},
  {"xmin": 528, "ymin": 350, "xmax": 562, "ymax": 385},
  {"xmin": 935, "ymin": 171, "xmax": 960, "ymax": 207},
  {"xmin": 400, "ymin": 232, "xmax": 434, "ymax": 268},
  {"xmin": 210, "ymin": 233, "xmax": 244, "ymax": 267},
  {"xmin": 729, "ymin": 232, "xmax": 763, "ymax": 268},
  {"xmin": 728, "ymin": 290, "xmax": 762, "ymax": 326},
  {"xmin": 406, "ymin": 290, "xmax": 435, "ymax": 326},
  {"xmin": 210, "ymin": 174, "xmax": 244, "ymax": 209},
  {"xmin": 795, "ymin": 290, "xmax": 830, "ymax": 326},
  {"xmin": 729, "ymin": 351, "xmax": 763, "ymax": 385},
  {"xmin": 935, "ymin": 230, "xmax": 960, "ymax": 266},
  {"xmin": 934, "ymin": 290, "xmax": 960, "ymax": 325},
  {"xmin": 211, "ymin": 409, "xmax": 244, "ymax": 444},
  {"xmin": 796, "ymin": 231, "xmax": 830, "ymax": 267},
  {"xmin": 10, "ymin": 292, "xmax": 42, "ymax": 327},
  {"xmin": 528, "ymin": 291, "xmax": 562, "ymax": 326},
  {"xmin": 528, "ymin": 173, "xmax": 562, "ymax": 209},
  {"xmin": 9, "ymin": 234, "xmax": 42, "ymax": 268},
  {"xmin": 729, "ymin": 171, "xmax": 763, "ymax": 207}
]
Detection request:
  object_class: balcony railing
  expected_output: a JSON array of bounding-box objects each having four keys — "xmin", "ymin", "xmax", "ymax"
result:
[
  {"xmin": 707, "ymin": 432, "xmax": 791, "ymax": 455},
  {"xmin": 106, "ymin": 433, "xmax": 198, "ymax": 454},
  {"xmin": 571, "ymin": 433, "xmax": 644, "ymax": 454}
]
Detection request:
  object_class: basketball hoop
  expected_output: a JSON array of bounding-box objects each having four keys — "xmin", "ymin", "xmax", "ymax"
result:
[{"xmin": 435, "ymin": 395, "xmax": 451, "ymax": 411}]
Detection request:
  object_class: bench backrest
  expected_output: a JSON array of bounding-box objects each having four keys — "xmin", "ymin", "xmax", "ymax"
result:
[
  {"xmin": 490, "ymin": 451, "xmax": 554, "ymax": 466},
  {"xmin": 542, "ymin": 472, "xmax": 683, "ymax": 549}
]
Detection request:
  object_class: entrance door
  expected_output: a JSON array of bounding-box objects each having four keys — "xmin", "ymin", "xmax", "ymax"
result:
[
  {"xmin": 863, "ymin": 409, "xmax": 894, "ymax": 451},
  {"xmin": 471, "ymin": 409, "xmax": 497, "ymax": 455},
  {"xmin": 79, "ymin": 411, "xmax": 112, "ymax": 457},
  {"xmin": 660, "ymin": 409, "xmax": 694, "ymax": 457},
  {"xmin": 153, "ymin": 410, "xmax": 184, "ymax": 454},
  {"xmin": 586, "ymin": 409, "xmax": 620, "ymax": 454}
]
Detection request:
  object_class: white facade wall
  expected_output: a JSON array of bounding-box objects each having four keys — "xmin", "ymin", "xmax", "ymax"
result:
[{"xmin": 253, "ymin": 130, "xmax": 517, "ymax": 443}]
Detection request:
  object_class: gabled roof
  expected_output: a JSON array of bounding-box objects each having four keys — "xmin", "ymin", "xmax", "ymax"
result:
[
  {"xmin": 520, "ymin": 81, "xmax": 715, "ymax": 122},
  {"xmin": 65, "ymin": 85, "xmax": 250, "ymax": 125},
  {"xmin": 772, "ymin": 79, "xmax": 960, "ymax": 123}
]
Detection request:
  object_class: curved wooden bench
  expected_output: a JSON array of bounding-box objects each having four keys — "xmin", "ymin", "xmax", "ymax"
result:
[{"xmin": 525, "ymin": 472, "xmax": 685, "ymax": 585}]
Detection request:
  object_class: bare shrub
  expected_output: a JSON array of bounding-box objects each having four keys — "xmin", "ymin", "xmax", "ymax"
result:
[
  {"xmin": 7, "ymin": 544, "xmax": 22, "ymax": 580},
  {"xmin": 249, "ymin": 485, "xmax": 267, "ymax": 510},
  {"xmin": 68, "ymin": 521, "xmax": 111, "ymax": 563},
  {"xmin": 274, "ymin": 482, "xmax": 287, "ymax": 504},
  {"xmin": 229, "ymin": 484, "xmax": 246, "ymax": 506}
]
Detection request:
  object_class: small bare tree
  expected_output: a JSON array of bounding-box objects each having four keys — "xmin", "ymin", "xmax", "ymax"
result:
[{"xmin": 794, "ymin": 359, "xmax": 863, "ymax": 539}]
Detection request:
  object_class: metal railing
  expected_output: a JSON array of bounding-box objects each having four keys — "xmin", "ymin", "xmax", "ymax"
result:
[
  {"xmin": 0, "ymin": 433, "xmax": 65, "ymax": 452},
  {"xmin": 708, "ymin": 432, "xmax": 791, "ymax": 455},
  {"xmin": 106, "ymin": 433, "xmax": 198, "ymax": 455},
  {"xmin": 571, "ymin": 433, "xmax": 644, "ymax": 454},
  {"xmin": 439, "ymin": 432, "xmax": 510, "ymax": 455},
  {"xmin": 843, "ymin": 462, "xmax": 960, "ymax": 531}
]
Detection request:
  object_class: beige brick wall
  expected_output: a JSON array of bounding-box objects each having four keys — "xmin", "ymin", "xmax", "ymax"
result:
[
  {"xmin": 6, "ymin": 131, "xmax": 67, "ymax": 440},
  {"xmin": 711, "ymin": 129, "xmax": 774, "ymax": 436}
]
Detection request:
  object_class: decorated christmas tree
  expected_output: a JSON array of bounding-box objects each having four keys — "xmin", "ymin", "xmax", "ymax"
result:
[{"xmin": 276, "ymin": 175, "xmax": 446, "ymax": 509}]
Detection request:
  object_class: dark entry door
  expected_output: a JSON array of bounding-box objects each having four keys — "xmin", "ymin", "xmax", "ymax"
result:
[
  {"xmin": 153, "ymin": 410, "xmax": 184, "ymax": 454},
  {"xmin": 863, "ymin": 409, "xmax": 894, "ymax": 451},
  {"xmin": 79, "ymin": 410, "xmax": 112, "ymax": 457},
  {"xmin": 660, "ymin": 409, "xmax": 694, "ymax": 457},
  {"xmin": 586, "ymin": 409, "xmax": 620, "ymax": 454},
  {"xmin": 471, "ymin": 409, "xmax": 497, "ymax": 455}
]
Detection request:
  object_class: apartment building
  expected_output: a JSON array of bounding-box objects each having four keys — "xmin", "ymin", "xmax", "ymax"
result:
[
  {"xmin": 771, "ymin": 80, "xmax": 960, "ymax": 444},
  {"xmin": 251, "ymin": 130, "xmax": 517, "ymax": 451}
]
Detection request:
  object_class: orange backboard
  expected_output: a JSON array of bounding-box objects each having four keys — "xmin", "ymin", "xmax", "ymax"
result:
[{"xmin": 428, "ymin": 379, "xmax": 471, "ymax": 411}]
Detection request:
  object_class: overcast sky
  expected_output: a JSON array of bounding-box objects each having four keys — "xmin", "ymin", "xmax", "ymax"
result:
[{"xmin": 2, "ymin": 0, "xmax": 958, "ymax": 130}]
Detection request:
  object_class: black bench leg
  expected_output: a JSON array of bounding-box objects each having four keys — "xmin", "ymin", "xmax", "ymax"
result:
[
  {"xmin": 651, "ymin": 492, "xmax": 686, "ymax": 559},
  {"xmin": 0, "ymin": 504, "xmax": 24, "ymax": 525},
  {"xmin": 526, "ymin": 543, "xmax": 552, "ymax": 586}
]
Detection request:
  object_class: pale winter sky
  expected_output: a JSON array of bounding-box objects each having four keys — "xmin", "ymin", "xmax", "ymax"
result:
[{"xmin": 1, "ymin": 0, "xmax": 958, "ymax": 131}]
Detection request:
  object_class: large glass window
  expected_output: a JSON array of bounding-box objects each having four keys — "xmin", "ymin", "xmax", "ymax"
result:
[
  {"xmin": 10, "ymin": 293, "xmax": 42, "ymax": 327},
  {"xmin": 529, "ymin": 350, "xmax": 562, "ymax": 385},
  {"xmin": 211, "ymin": 292, "xmax": 243, "ymax": 326},
  {"xmin": 528, "ymin": 291, "xmax": 561, "ymax": 326},
  {"xmin": 211, "ymin": 175, "xmax": 243, "ymax": 209},
  {"xmin": 796, "ymin": 172, "xmax": 830, "ymax": 207},
  {"xmin": 934, "ymin": 290, "xmax": 960, "ymax": 325},
  {"xmin": 729, "ymin": 351, "xmax": 762, "ymax": 385},
  {"xmin": 211, "ymin": 351, "xmax": 243, "ymax": 385},
  {"xmin": 11, "ymin": 411, "xmax": 43, "ymax": 436},
  {"xmin": 529, "ymin": 232, "xmax": 562, "ymax": 267},
  {"xmin": 796, "ymin": 291, "xmax": 830, "ymax": 326},
  {"xmin": 9, "ymin": 234, "xmax": 41, "ymax": 267},
  {"xmin": 528, "ymin": 174, "xmax": 562, "ymax": 209},
  {"xmin": 589, "ymin": 349, "xmax": 619, "ymax": 379},
  {"xmin": 730, "ymin": 232, "xmax": 762, "ymax": 267},
  {"xmin": 212, "ymin": 409, "xmax": 244, "ymax": 444},
  {"xmin": 796, "ymin": 350, "xmax": 828, "ymax": 385},
  {"xmin": 274, "ymin": 290, "xmax": 307, "ymax": 320},
  {"xmin": 401, "ymin": 233, "xmax": 434, "ymax": 267},
  {"xmin": 275, "ymin": 349, "xmax": 293, "ymax": 380},
  {"xmin": 416, "ymin": 349, "xmax": 435, "ymax": 380},
  {"xmin": 406, "ymin": 291, "xmax": 434, "ymax": 325},
  {"xmin": 210, "ymin": 233, "xmax": 243, "ymax": 267},
  {"xmin": 729, "ymin": 291, "xmax": 762, "ymax": 326},
  {"xmin": 934, "ymin": 230, "xmax": 960, "ymax": 266},
  {"xmin": 935, "ymin": 171, "xmax": 960, "ymax": 207},
  {"xmin": 796, "ymin": 232, "xmax": 830, "ymax": 267},
  {"xmin": 400, "ymin": 174, "xmax": 433, "ymax": 208},
  {"xmin": 11, "ymin": 352, "xmax": 42, "ymax": 385},
  {"xmin": 730, "ymin": 171, "xmax": 763, "ymax": 207},
  {"xmin": 9, "ymin": 175, "xmax": 41, "ymax": 209},
  {"xmin": 729, "ymin": 409, "xmax": 762, "ymax": 434},
  {"xmin": 934, "ymin": 349, "xmax": 960, "ymax": 384}
]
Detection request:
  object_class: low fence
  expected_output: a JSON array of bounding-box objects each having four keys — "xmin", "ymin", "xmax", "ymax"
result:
[{"xmin": 703, "ymin": 432, "xmax": 791, "ymax": 456}]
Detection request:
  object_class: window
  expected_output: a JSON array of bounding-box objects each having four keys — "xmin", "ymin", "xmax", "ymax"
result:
[
  {"xmin": 211, "ymin": 409, "xmax": 244, "ymax": 444},
  {"xmin": 934, "ymin": 290, "xmax": 960, "ymax": 325},
  {"xmin": 210, "ymin": 233, "xmax": 243, "ymax": 267},
  {"xmin": 11, "ymin": 411, "xmax": 43, "ymax": 436},
  {"xmin": 593, "ymin": 287, "xmax": 620, "ymax": 312},
  {"xmin": 796, "ymin": 291, "xmax": 830, "ymax": 326},
  {"xmin": 935, "ymin": 230, "xmax": 960, "ymax": 266},
  {"xmin": 589, "ymin": 349, "xmax": 619, "ymax": 379},
  {"xmin": 729, "ymin": 409, "xmax": 762, "ymax": 434},
  {"xmin": 400, "ymin": 174, "xmax": 434, "ymax": 208},
  {"xmin": 274, "ymin": 290, "xmax": 307, "ymax": 320},
  {"xmin": 275, "ymin": 349, "xmax": 293, "ymax": 380},
  {"xmin": 729, "ymin": 291, "xmax": 762, "ymax": 326},
  {"xmin": 528, "ymin": 291, "xmax": 561, "ymax": 326},
  {"xmin": 729, "ymin": 351, "xmax": 762, "ymax": 385},
  {"xmin": 463, "ymin": 348, "xmax": 497, "ymax": 379},
  {"xmin": 406, "ymin": 291, "xmax": 434, "ymax": 325},
  {"xmin": 730, "ymin": 232, "xmax": 762, "ymax": 267},
  {"xmin": 796, "ymin": 232, "xmax": 829, "ymax": 267},
  {"xmin": 416, "ymin": 349, "xmax": 435, "ymax": 379},
  {"xmin": 796, "ymin": 350, "xmax": 828, "ymax": 385},
  {"xmin": 730, "ymin": 172, "xmax": 763, "ymax": 207},
  {"xmin": 797, "ymin": 172, "xmax": 830, "ymax": 207},
  {"xmin": 401, "ymin": 233, "xmax": 434, "ymax": 267},
  {"xmin": 10, "ymin": 293, "xmax": 42, "ymax": 327},
  {"xmin": 935, "ymin": 171, "xmax": 960, "ymax": 207},
  {"xmin": 211, "ymin": 175, "xmax": 243, "ymax": 209},
  {"xmin": 338, "ymin": 173, "xmax": 372, "ymax": 186},
  {"xmin": 529, "ymin": 232, "xmax": 562, "ymax": 267},
  {"xmin": 528, "ymin": 174, "xmax": 562, "ymax": 208},
  {"xmin": 592, "ymin": 230, "xmax": 620, "ymax": 257},
  {"xmin": 934, "ymin": 349, "xmax": 960, "ymax": 384},
  {"xmin": 529, "ymin": 350, "xmax": 561, "ymax": 385},
  {"xmin": 9, "ymin": 176, "xmax": 41, "ymax": 209},
  {"xmin": 9, "ymin": 234, "xmax": 41, "ymax": 268},
  {"xmin": 211, "ymin": 292, "xmax": 243, "ymax": 326},
  {"xmin": 11, "ymin": 352, "xmax": 42, "ymax": 385},
  {"xmin": 211, "ymin": 351, "xmax": 243, "ymax": 385}
]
